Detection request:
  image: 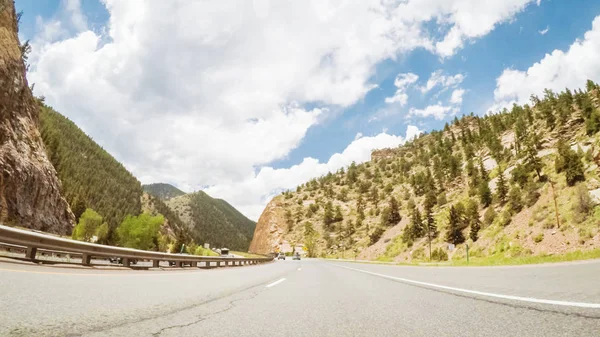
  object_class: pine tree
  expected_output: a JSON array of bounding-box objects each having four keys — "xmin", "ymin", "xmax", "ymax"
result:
[
  {"xmin": 387, "ymin": 196, "xmax": 401, "ymax": 226},
  {"xmin": 508, "ymin": 186, "xmax": 523, "ymax": 213},
  {"xmin": 564, "ymin": 151, "xmax": 586, "ymax": 186},
  {"xmin": 334, "ymin": 205, "xmax": 343, "ymax": 223},
  {"xmin": 479, "ymin": 160, "xmax": 489, "ymax": 181},
  {"xmin": 496, "ymin": 169, "xmax": 508, "ymax": 204},
  {"xmin": 409, "ymin": 207, "xmax": 424, "ymax": 239},
  {"xmin": 323, "ymin": 201, "xmax": 334, "ymax": 229},
  {"xmin": 478, "ymin": 180, "xmax": 492, "ymax": 207},
  {"xmin": 446, "ymin": 205, "xmax": 465, "ymax": 245}
]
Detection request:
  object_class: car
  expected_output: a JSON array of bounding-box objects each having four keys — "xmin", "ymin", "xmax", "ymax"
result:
[
  {"xmin": 277, "ymin": 253, "xmax": 286, "ymax": 260},
  {"xmin": 293, "ymin": 253, "xmax": 301, "ymax": 260}
]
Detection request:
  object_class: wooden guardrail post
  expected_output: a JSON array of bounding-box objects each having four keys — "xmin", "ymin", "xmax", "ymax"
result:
[
  {"xmin": 122, "ymin": 258, "xmax": 132, "ymax": 267},
  {"xmin": 152, "ymin": 260, "xmax": 160, "ymax": 268}
]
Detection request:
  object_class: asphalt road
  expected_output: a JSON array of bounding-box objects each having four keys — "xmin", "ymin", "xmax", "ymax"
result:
[{"xmin": 1, "ymin": 258, "xmax": 599, "ymax": 336}]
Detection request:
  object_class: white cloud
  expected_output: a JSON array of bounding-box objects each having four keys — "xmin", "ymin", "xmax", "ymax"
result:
[
  {"xmin": 205, "ymin": 125, "xmax": 420, "ymax": 220},
  {"xmin": 450, "ymin": 88, "xmax": 465, "ymax": 105},
  {"xmin": 491, "ymin": 15, "xmax": 600, "ymax": 112},
  {"xmin": 385, "ymin": 72, "xmax": 418, "ymax": 105},
  {"xmin": 430, "ymin": 0, "xmax": 537, "ymax": 57},
  {"xmin": 539, "ymin": 26, "xmax": 549, "ymax": 35},
  {"xmin": 27, "ymin": 0, "xmax": 534, "ymax": 219},
  {"xmin": 420, "ymin": 70, "xmax": 465, "ymax": 93},
  {"xmin": 409, "ymin": 104, "xmax": 456, "ymax": 120}
]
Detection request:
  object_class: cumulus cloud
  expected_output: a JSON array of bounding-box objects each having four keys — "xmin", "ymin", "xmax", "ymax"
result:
[
  {"xmin": 431, "ymin": 0, "xmax": 537, "ymax": 57},
  {"xmin": 491, "ymin": 16, "xmax": 600, "ymax": 112},
  {"xmin": 420, "ymin": 70, "xmax": 465, "ymax": 93},
  {"xmin": 409, "ymin": 104, "xmax": 457, "ymax": 120},
  {"xmin": 384, "ymin": 72, "xmax": 418, "ymax": 105},
  {"xmin": 450, "ymin": 88, "xmax": 465, "ymax": 105},
  {"xmin": 205, "ymin": 125, "xmax": 421, "ymax": 220},
  {"xmin": 26, "ymin": 0, "xmax": 534, "ymax": 219}
]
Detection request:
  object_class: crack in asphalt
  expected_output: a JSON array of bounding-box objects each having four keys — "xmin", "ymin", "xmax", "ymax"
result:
[{"xmin": 151, "ymin": 291, "xmax": 261, "ymax": 336}]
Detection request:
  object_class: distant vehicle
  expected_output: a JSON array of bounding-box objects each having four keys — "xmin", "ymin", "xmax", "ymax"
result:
[
  {"xmin": 277, "ymin": 252, "xmax": 286, "ymax": 260},
  {"xmin": 293, "ymin": 253, "xmax": 301, "ymax": 260},
  {"xmin": 220, "ymin": 248, "xmax": 230, "ymax": 256}
]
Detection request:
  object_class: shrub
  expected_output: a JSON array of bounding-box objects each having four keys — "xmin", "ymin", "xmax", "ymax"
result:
[
  {"xmin": 533, "ymin": 233, "xmax": 544, "ymax": 243},
  {"xmin": 498, "ymin": 210, "xmax": 512, "ymax": 227},
  {"xmin": 572, "ymin": 183, "xmax": 592, "ymax": 223},
  {"xmin": 435, "ymin": 193, "xmax": 446, "ymax": 207},
  {"xmin": 483, "ymin": 207, "xmax": 496, "ymax": 227},
  {"xmin": 508, "ymin": 186, "xmax": 523, "ymax": 214},
  {"xmin": 117, "ymin": 213, "xmax": 164, "ymax": 251},
  {"xmin": 369, "ymin": 226, "xmax": 385, "ymax": 245},
  {"xmin": 431, "ymin": 247, "xmax": 448, "ymax": 261},
  {"xmin": 72, "ymin": 208, "xmax": 104, "ymax": 243},
  {"xmin": 524, "ymin": 182, "xmax": 540, "ymax": 207}
]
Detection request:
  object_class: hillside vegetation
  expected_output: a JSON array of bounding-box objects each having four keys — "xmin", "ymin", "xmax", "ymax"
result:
[
  {"xmin": 251, "ymin": 80, "xmax": 600, "ymax": 264},
  {"xmin": 39, "ymin": 105, "xmax": 142, "ymax": 233},
  {"xmin": 167, "ymin": 191, "xmax": 256, "ymax": 250},
  {"xmin": 143, "ymin": 183, "xmax": 185, "ymax": 200}
]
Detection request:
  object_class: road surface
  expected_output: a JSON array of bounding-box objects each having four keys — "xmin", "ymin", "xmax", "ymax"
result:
[{"xmin": 1, "ymin": 257, "xmax": 599, "ymax": 336}]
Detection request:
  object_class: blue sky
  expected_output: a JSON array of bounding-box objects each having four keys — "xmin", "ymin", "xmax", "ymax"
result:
[
  {"xmin": 18, "ymin": 0, "xmax": 600, "ymax": 219},
  {"xmin": 272, "ymin": 0, "xmax": 600, "ymax": 168}
]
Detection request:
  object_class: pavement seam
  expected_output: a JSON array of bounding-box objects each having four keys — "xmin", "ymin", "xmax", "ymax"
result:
[{"xmin": 150, "ymin": 291, "xmax": 261, "ymax": 336}]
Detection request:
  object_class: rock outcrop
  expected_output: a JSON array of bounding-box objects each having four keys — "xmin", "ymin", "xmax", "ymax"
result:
[
  {"xmin": 0, "ymin": 1, "xmax": 74, "ymax": 234},
  {"xmin": 248, "ymin": 196, "xmax": 285, "ymax": 255}
]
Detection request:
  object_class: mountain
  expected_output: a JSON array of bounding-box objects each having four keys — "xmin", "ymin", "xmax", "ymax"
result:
[
  {"xmin": 39, "ymin": 105, "xmax": 143, "ymax": 231},
  {"xmin": 0, "ymin": 3, "xmax": 74, "ymax": 234},
  {"xmin": 143, "ymin": 183, "xmax": 185, "ymax": 200},
  {"xmin": 249, "ymin": 81, "xmax": 600, "ymax": 263},
  {"xmin": 166, "ymin": 191, "xmax": 256, "ymax": 250}
]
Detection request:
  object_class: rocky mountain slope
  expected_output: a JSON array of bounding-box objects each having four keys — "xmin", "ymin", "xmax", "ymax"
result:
[
  {"xmin": 0, "ymin": 2, "xmax": 74, "ymax": 234},
  {"xmin": 249, "ymin": 82, "xmax": 600, "ymax": 262},
  {"xmin": 143, "ymin": 183, "xmax": 185, "ymax": 201},
  {"xmin": 166, "ymin": 191, "xmax": 256, "ymax": 250}
]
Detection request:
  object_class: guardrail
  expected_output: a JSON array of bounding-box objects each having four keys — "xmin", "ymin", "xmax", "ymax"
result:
[{"xmin": 0, "ymin": 224, "xmax": 273, "ymax": 268}]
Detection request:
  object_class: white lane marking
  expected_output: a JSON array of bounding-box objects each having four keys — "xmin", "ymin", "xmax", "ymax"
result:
[
  {"xmin": 334, "ymin": 264, "xmax": 600, "ymax": 309},
  {"xmin": 266, "ymin": 278, "xmax": 286, "ymax": 288}
]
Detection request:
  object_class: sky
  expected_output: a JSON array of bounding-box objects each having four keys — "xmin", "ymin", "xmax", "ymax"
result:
[{"xmin": 17, "ymin": 0, "xmax": 600, "ymax": 221}]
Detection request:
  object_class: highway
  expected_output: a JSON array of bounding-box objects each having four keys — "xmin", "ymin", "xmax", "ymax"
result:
[{"xmin": 1, "ymin": 257, "xmax": 599, "ymax": 336}]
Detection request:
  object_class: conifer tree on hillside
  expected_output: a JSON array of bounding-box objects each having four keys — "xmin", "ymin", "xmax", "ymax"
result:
[
  {"xmin": 478, "ymin": 180, "xmax": 492, "ymax": 208},
  {"xmin": 334, "ymin": 205, "xmax": 344, "ymax": 223},
  {"xmin": 496, "ymin": 169, "xmax": 508, "ymax": 204},
  {"xmin": 323, "ymin": 201, "xmax": 334, "ymax": 230},
  {"xmin": 386, "ymin": 196, "xmax": 401, "ymax": 226},
  {"xmin": 446, "ymin": 205, "xmax": 465, "ymax": 245}
]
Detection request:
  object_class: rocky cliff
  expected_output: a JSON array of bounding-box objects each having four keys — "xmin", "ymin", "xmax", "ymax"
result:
[
  {"xmin": 248, "ymin": 196, "xmax": 286, "ymax": 254},
  {"xmin": 0, "ymin": 1, "xmax": 74, "ymax": 234}
]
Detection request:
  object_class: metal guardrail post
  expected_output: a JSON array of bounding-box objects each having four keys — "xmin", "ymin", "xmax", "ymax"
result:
[
  {"xmin": 25, "ymin": 247, "xmax": 37, "ymax": 260},
  {"xmin": 82, "ymin": 254, "xmax": 91, "ymax": 265},
  {"xmin": 0, "ymin": 225, "xmax": 273, "ymax": 269}
]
